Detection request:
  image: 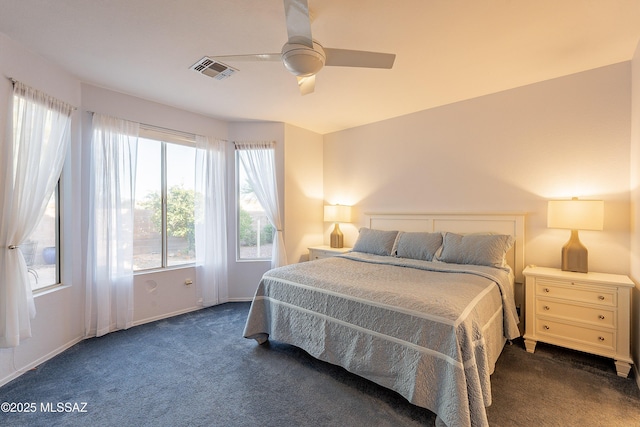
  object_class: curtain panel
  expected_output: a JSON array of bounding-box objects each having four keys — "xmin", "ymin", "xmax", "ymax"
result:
[
  {"xmin": 235, "ymin": 141, "xmax": 287, "ymax": 268},
  {"xmin": 195, "ymin": 136, "xmax": 229, "ymax": 306},
  {"xmin": 85, "ymin": 114, "xmax": 139, "ymax": 338},
  {"xmin": 0, "ymin": 81, "xmax": 73, "ymax": 348}
]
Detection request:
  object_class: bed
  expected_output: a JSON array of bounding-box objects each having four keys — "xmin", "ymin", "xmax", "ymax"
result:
[{"xmin": 243, "ymin": 213, "xmax": 525, "ymax": 427}]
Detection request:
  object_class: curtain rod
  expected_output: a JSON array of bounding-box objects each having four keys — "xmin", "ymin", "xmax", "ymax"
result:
[
  {"xmin": 7, "ymin": 76, "xmax": 78, "ymax": 111},
  {"xmin": 87, "ymin": 111, "xmax": 213, "ymax": 143},
  {"xmin": 141, "ymin": 123, "xmax": 197, "ymax": 141},
  {"xmin": 234, "ymin": 140, "xmax": 276, "ymax": 148}
]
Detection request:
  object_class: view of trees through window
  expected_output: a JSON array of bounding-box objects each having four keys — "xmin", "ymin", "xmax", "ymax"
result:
[
  {"xmin": 133, "ymin": 136, "xmax": 196, "ymax": 271},
  {"xmin": 237, "ymin": 155, "xmax": 274, "ymax": 260}
]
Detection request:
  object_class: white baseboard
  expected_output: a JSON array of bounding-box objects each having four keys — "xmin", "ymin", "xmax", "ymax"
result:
[
  {"xmin": 227, "ymin": 297, "xmax": 253, "ymax": 302},
  {"xmin": 0, "ymin": 335, "xmax": 84, "ymax": 388},
  {"xmin": 132, "ymin": 300, "xmax": 252, "ymax": 327},
  {"xmin": 132, "ymin": 306, "xmax": 203, "ymax": 327}
]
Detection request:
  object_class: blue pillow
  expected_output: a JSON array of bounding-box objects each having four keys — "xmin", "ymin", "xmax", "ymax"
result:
[
  {"xmin": 438, "ymin": 232, "xmax": 514, "ymax": 268},
  {"xmin": 352, "ymin": 228, "xmax": 399, "ymax": 256},
  {"xmin": 393, "ymin": 231, "xmax": 443, "ymax": 261}
]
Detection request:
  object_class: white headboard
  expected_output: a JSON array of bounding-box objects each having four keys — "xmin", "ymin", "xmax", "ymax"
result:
[{"xmin": 364, "ymin": 212, "xmax": 526, "ymax": 283}]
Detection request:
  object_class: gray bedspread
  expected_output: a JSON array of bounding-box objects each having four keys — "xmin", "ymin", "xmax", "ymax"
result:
[{"xmin": 243, "ymin": 252, "xmax": 520, "ymax": 427}]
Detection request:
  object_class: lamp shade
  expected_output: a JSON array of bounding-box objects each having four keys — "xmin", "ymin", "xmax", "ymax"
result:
[
  {"xmin": 324, "ymin": 205, "xmax": 351, "ymax": 223},
  {"xmin": 547, "ymin": 199, "xmax": 603, "ymax": 231}
]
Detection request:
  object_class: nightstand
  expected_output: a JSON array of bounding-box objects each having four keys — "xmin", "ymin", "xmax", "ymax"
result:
[
  {"xmin": 523, "ymin": 266, "xmax": 634, "ymax": 377},
  {"xmin": 308, "ymin": 245, "xmax": 352, "ymax": 260}
]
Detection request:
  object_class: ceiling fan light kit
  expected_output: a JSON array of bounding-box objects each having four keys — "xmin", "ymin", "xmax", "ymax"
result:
[
  {"xmin": 281, "ymin": 41, "xmax": 326, "ymax": 77},
  {"xmin": 197, "ymin": 0, "xmax": 396, "ymax": 95}
]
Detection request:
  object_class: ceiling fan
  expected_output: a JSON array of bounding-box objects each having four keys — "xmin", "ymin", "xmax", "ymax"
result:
[{"xmin": 198, "ymin": 0, "xmax": 396, "ymax": 95}]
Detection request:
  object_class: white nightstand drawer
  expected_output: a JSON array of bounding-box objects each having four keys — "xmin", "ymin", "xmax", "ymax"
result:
[
  {"xmin": 536, "ymin": 318, "xmax": 615, "ymax": 352},
  {"xmin": 535, "ymin": 280, "xmax": 616, "ymax": 307},
  {"xmin": 311, "ymin": 249, "xmax": 336, "ymax": 259},
  {"xmin": 535, "ymin": 299, "xmax": 615, "ymax": 328},
  {"xmin": 308, "ymin": 246, "xmax": 352, "ymax": 261}
]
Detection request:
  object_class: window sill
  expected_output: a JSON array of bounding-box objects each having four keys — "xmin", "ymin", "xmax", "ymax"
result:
[
  {"xmin": 134, "ymin": 263, "xmax": 196, "ymax": 276},
  {"xmin": 235, "ymin": 258, "xmax": 271, "ymax": 263},
  {"xmin": 33, "ymin": 283, "xmax": 71, "ymax": 298}
]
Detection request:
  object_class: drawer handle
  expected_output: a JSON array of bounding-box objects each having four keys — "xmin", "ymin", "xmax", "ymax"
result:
[
  {"xmin": 544, "ymin": 288, "xmax": 550, "ymax": 293},
  {"xmin": 598, "ymin": 336, "xmax": 605, "ymax": 341},
  {"xmin": 598, "ymin": 295, "xmax": 605, "ymax": 301},
  {"xmin": 543, "ymin": 325, "xmax": 550, "ymax": 330},
  {"xmin": 598, "ymin": 315, "xmax": 605, "ymax": 320},
  {"xmin": 543, "ymin": 305, "xmax": 550, "ymax": 311}
]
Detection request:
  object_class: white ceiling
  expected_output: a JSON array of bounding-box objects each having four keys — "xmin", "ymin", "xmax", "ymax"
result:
[{"xmin": 1, "ymin": 0, "xmax": 640, "ymax": 134}]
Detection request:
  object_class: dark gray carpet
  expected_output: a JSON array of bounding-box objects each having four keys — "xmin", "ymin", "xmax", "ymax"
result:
[{"xmin": 1, "ymin": 302, "xmax": 639, "ymax": 426}]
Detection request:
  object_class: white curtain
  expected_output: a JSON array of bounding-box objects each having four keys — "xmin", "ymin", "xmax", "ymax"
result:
[
  {"xmin": 195, "ymin": 136, "xmax": 228, "ymax": 306},
  {"xmin": 85, "ymin": 114, "xmax": 139, "ymax": 338},
  {"xmin": 0, "ymin": 81, "xmax": 73, "ymax": 348},
  {"xmin": 236, "ymin": 141, "xmax": 287, "ymax": 268}
]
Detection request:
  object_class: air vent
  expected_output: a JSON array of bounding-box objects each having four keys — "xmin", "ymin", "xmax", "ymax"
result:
[{"xmin": 189, "ymin": 57, "xmax": 238, "ymax": 80}]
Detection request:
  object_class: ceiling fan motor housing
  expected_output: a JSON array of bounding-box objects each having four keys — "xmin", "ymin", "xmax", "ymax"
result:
[{"xmin": 281, "ymin": 41, "xmax": 325, "ymax": 77}]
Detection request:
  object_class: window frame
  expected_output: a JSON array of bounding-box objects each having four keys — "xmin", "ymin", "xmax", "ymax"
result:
[
  {"xmin": 28, "ymin": 181, "xmax": 62, "ymax": 293},
  {"xmin": 133, "ymin": 127, "xmax": 197, "ymax": 273},
  {"xmin": 52, "ymin": 182, "xmax": 61, "ymax": 285}
]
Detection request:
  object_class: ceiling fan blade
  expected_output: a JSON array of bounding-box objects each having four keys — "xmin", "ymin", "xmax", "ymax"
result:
[
  {"xmin": 283, "ymin": 0, "xmax": 313, "ymax": 47},
  {"xmin": 324, "ymin": 48, "xmax": 396, "ymax": 69},
  {"xmin": 210, "ymin": 54, "xmax": 281, "ymax": 62},
  {"xmin": 297, "ymin": 75, "xmax": 315, "ymax": 95}
]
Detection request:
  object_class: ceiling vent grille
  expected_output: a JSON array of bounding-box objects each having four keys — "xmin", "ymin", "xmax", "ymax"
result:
[{"xmin": 189, "ymin": 57, "xmax": 238, "ymax": 80}]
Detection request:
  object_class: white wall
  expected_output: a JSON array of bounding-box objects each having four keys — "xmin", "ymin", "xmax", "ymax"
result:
[
  {"xmin": 324, "ymin": 63, "xmax": 632, "ymax": 277},
  {"xmin": 630, "ymin": 40, "xmax": 640, "ymax": 386},
  {"xmin": 0, "ymin": 33, "xmax": 84, "ymax": 385},
  {"xmin": 284, "ymin": 123, "xmax": 324, "ymax": 262}
]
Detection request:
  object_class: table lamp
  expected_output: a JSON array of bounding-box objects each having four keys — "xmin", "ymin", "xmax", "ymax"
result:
[
  {"xmin": 324, "ymin": 205, "xmax": 351, "ymax": 248},
  {"xmin": 547, "ymin": 198, "xmax": 603, "ymax": 273}
]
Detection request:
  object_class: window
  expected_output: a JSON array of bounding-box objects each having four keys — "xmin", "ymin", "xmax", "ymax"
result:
[
  {"xmin": 133, "ymin": 130, "xmax": 197, "ymax": 271},
  {"xmin": 236, "ymin": 152, "xmax": 274, "ymax": 260},
  {"xmin": 12, "ymin": 85, "xmax": 67, "ymax": 293},
  {"xmin": 22, "ymin": 188, "xmax": 59, "ymax": 291}
]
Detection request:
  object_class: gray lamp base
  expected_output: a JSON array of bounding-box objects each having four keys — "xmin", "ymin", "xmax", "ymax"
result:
[
  {"xmin": 330, "ymin": 223, "xmax": 344, "ymax": 248},
  {"xmin": 561, "ymin": 229, "xmax": 588, "ymax": 273}
]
